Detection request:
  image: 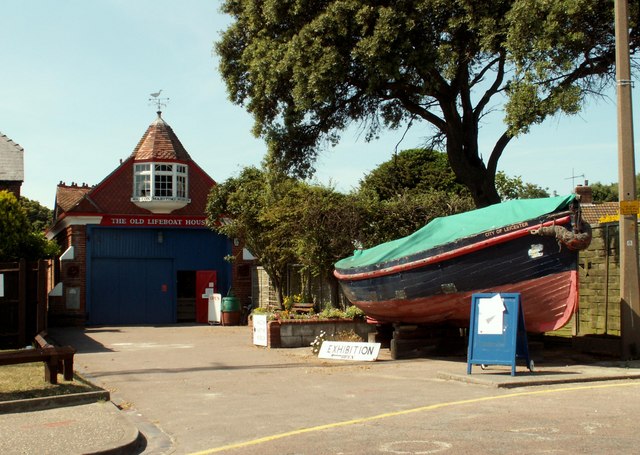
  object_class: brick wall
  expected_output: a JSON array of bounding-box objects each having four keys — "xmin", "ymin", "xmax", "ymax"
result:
[
  {"xmin": 48, "ymin": 225, "xmax": 87, "ymax": 326},
  {"xmin": 0, "ymin": 181, "xmax": 21, "ymax": 198},
  {"xmin": 230, "ymin": 242, "xmax": 255, "ymax": 310}
]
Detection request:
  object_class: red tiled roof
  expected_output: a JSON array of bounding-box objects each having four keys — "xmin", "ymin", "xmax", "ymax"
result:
[
  {"xmin": 581, "ymin": 202, "xmax": 619, "ymax": 225},
  {"xmin": 131, "ymin": 111, "xmax": 192, "ymax": 161},
  {"xmin": 55, "ymin": 183, "xmax": 92, "ymax": 212},
  {"xmin": 53, "ymin": 113, "xmax": 214, "ymax": 221}
]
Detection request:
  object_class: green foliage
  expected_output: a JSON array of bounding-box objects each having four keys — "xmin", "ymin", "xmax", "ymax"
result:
[
  {"xmin": 589, "ymin": 181, "xmax": 618, "ymax": 202},
  {"xmin": 19, "ymin": 196, "xmax": 53, "ymax": 232},
  {"xmin": 359, "ymin": 149, "xmax": 469, "ymax": 200},
  {"xmin": 0, "ymin": 191, "xmax": 59, "ymax": 261},
  {"xmin": 286, "ymin": 183, "xmax": 364, "ymax": 282},
  {"xmin": 358, "ymin": 190, "xmax": 475, "ymax": 247},
  {"xmin": 318, "ymin": 307, "xmax": 349, "ymax": 319},
  {"xmin": 344, "ymin": 305, "xmax": 366, "ymax": 320},
  {"xmin": 587, "ymin": 175, "xmax": 640, "ymax": 202},
  {"xmin": 504, "ymin": 0, "xmax": 625, "ymax": 135},
  {"xmin": 0, "ymin": 191, "xmax": 29, "ymax": 260},
  {"xmin": 282, "ymin": 294, "xmax": 304, "ymax": 311},
  {"xmin": 206, "ymin": 167, "xmax": 298, "ymax": 303},
  {"xmin": 495, "ymin": 171, "xmax": 550, "ymax": 201},
  {"xmin": 217, "ymin": 0, "xmax": 638, "ymax": 207}
]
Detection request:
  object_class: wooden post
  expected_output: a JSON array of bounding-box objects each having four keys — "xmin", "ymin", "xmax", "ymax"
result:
[
  {"xmin": 36, "ymin": 260, "xmax": 48, "ymax": 334},
  {"xmin": 615, "ymin": 0, "xmax": 640, "ymax": 359},
  {"xmin": 18, "ymin": 259, "xmax": 26, "ymax": 347}
]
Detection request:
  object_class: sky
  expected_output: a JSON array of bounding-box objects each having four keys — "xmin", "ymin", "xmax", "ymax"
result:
[{"xmin": 1, "ymin": 1, "xmax": 639, "ymax": 209}]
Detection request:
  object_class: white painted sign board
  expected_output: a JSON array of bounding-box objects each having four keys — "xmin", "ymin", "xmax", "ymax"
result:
[
  {"xmin": 319, "ymin": 341, "xmax": 381, "ymax": 361},
  {"xmin": 208, "ymin": 293, "xmax": 222, "ymax": 324},
  {"xmin": 0, "ymin": 274, "xmax": 3, "ymax": 297},
  {"xmin": 477, "ymin": 293, "xmax": 505, "ymax": 335},
  {"xmin": 252, "ymin": 314, "xmax": 268, "ymax": 346}
]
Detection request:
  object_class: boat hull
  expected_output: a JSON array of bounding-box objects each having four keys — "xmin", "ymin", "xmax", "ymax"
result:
[{"xmin": 336, "ymin": 226, "xmax": 579, "ymax": 333}]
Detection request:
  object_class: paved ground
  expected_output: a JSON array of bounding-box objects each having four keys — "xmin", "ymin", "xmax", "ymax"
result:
[{"xmin": 5, "ymin": 324, "xmax": 640, "ymax": 454}]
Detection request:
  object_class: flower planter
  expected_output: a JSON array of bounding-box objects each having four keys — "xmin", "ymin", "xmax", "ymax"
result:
[
  {"xmin": 256, "ymin": 318, "xmax": 376, "ymax": 348},
  {"xmin": 221, "ymin": 311, "xmax": 241, "ymax": 326}
]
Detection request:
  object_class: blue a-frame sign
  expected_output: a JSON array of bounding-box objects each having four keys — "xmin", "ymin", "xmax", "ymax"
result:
[{"xmin": 467, "ymin": 293, "xmax": 534, "ymax": 376}]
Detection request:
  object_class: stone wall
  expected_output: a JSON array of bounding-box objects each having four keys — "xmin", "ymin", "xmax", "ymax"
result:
[{"xmin": 576, "ymin": 223, "xmax": 621, "ymax": 336}]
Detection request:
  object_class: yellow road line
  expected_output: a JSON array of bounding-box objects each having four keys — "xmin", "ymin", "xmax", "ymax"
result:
[{"xmin": 190, "ymin": 381, "xmax": 640, "ymax": 454}]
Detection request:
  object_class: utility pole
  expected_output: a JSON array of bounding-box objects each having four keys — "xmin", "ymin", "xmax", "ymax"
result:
[{"xmin": 615, "ymin": 0, "xmax": 640, "ymax": 359}]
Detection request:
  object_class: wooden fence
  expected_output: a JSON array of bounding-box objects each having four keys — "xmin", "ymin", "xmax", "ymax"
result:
[{"xmin": 0, "ymin": 260, "xmax": 52, "ymax": 349}]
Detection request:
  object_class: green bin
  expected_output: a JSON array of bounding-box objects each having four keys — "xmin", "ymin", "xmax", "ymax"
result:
[{"xmin": 221, "ymin": 296, "xmax": 241, "ymax": 312}]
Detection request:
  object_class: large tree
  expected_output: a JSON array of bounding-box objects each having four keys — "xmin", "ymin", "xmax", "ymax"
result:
[{"xmin": 217, "ymin": 0, "xmax": 639, "ymax": 207}]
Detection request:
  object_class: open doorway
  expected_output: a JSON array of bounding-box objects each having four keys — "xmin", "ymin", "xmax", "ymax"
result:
[{"xmin": 177, "ymin": 270, "xmax": 196, "ymax": 322}]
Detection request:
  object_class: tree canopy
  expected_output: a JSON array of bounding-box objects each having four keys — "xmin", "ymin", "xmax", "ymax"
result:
[
  {"xmin": 206, "ymin": 167, "xmax": 297, "ymax": 302},
  {"xmin": 206, "ymin": 168, "xmax": 365, "ymax": 303},
  {"xmin": 20, "ymin": 196, "xmax": 54, "ymax": 233},
  {"xmin": 495, "ymin": 171, "xmax": 549, "ymax": 200},
  {"xmin": 358, "ymin": 148, "xmax": 468, "ymax": 200},
  {"xmin": 217, "ymin": 0, "xmax": 639, "ymax": 207},
  {"xmin": 0, "ymin": 191, "xmax": 59, "ymax": 261},
  {"xmin": 589, "ymin": 174, "xmax": 640, "ymax": 202}
]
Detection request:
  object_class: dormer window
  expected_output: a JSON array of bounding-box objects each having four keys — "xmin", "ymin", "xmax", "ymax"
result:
[{"xmin": 131, "ymin": 162, "xmax": 190, "ymax": 213}]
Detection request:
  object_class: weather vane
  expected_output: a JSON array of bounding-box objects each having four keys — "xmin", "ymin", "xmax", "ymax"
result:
[{"xmin": 148, "ymin": 89, "xmax": 170, "ymax": 111}]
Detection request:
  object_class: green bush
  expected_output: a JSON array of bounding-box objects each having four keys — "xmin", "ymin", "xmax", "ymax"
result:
[{"xmin": 252, "ymin": 304, "xmax": 365, "ymax": 321}]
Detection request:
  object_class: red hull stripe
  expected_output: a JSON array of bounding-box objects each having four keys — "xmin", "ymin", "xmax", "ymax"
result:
[
  {"xmin": 334, "ymin": 215, "xmax": 571, "ymax": 281},
  {"xmin": 355, "ymin": 270, "xmax": 578, "ymax": 333}
]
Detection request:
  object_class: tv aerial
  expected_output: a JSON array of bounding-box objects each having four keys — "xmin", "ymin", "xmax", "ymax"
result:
[
  {"xmin": 564, "ymin": 168, "xmax": 585, "ymax": 189},
  {"xmin": 148, "ymin": 89, "xmax": 169, "ymax": 111}
]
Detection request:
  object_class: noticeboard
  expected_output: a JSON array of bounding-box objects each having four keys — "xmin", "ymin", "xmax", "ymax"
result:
[
  {"xmin": 466, "ymin": 293, "xmax": 533, "ymax": 376},
  {"xmin": 619, "ymin": 200, "xmax": 640, "ymax": 215},
  {"xmin": 252, "ymin": 314, "xmax": 268, "ymax": 346}
]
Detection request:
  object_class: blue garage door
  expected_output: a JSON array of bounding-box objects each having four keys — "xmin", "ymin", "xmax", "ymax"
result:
[{"xmin": 89, "ymin": 258, "xmax": 174, "ymax": 325}]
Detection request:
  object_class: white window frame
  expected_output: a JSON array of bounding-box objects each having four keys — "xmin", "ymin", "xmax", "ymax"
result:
[{"xmin": 132, "ymin": 162, "xmax": 189, "ymax": 201}]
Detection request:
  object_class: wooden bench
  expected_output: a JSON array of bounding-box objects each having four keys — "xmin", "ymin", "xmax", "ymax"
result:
[
  {"xmin": 0, "ymin": 333, "xmax": 76, "ymax": 384},
  {"xmin": 292, "ymin": 303, "xmax": 315, "ymax": 314}
]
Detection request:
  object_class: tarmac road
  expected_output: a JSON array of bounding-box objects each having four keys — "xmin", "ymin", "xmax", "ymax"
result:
[{"xmin": 49, "ymin": 325, "xmax": 640, "ymax": 455}]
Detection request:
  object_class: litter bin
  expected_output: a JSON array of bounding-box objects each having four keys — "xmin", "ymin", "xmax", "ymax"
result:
[{"xmin": 221, "ymin": 296, "xmax": 241, "ymax": 326}]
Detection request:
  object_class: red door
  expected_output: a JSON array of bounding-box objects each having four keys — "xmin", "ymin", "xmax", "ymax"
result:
[{"xmin": 195, "ymin": 270, "xmax": 217, "ymax": 323}]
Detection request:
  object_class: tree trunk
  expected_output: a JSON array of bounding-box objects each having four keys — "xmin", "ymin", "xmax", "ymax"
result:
[{"xmin": 446, "ymin": 131, "xmax": 501, "ymax": 208}]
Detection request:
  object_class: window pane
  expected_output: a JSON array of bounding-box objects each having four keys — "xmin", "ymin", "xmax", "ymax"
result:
[
  {"xmin": 135, "ymin": 174, "xmax": 151, "ymax": 197},
  {"xmin": 155, "ymin": 164, "xmax": 173, "ymax": 172},
  {"xmin": 154, "ymin": 174, "xmax": 173, "ymax": 197},
  {"xmin": 177, "ymin": 175, "xmax": 186, "ymax": 198}
]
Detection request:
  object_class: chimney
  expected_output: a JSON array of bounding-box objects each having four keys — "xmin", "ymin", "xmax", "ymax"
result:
[{"xmin": 575, "ymin": 180, "xmax": 593, "ymax": 204}]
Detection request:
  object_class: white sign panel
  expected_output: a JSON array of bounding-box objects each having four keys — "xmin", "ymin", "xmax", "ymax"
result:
[
  {"xmin": 319, "ymin": 341, "xmax": 381, "ymax": 361},
  {"xmin": 208, "ymin": 293, "xmax": 222, "ymax": 324},
  {"xmin": 0, "ymin": 274, "xmax": 3, "ymax": 297},
  {"xmin": 477, "ymin": 294, "xmax": 505, "ymax": 335},
  {"xmin": 252, "ymin": 314, "xmax": 268, "ymax": 346}
]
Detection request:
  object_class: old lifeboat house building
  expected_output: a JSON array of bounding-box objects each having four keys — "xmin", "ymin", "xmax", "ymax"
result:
[{"xmin": 47, "ymin": 112, "xmax": 236, "ymax": 326}]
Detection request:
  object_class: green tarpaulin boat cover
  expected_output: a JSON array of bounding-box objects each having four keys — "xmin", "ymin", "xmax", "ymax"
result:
[{"xmin": 335, "ymin": 195, "xmax": 576, "ymax": 270}]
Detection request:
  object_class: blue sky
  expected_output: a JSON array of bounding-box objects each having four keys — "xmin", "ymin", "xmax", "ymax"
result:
[{"xmin": 1, "ymin": 1, "xmax": 638, "ymax": 208}]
